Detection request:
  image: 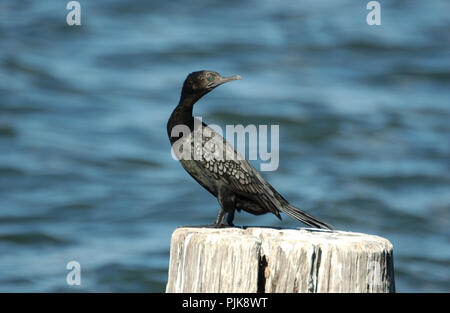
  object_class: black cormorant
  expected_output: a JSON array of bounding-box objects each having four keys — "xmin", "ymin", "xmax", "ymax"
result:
[{"xmin": 167, "ymin": 70, "xmax": 332, "ymax": 229}]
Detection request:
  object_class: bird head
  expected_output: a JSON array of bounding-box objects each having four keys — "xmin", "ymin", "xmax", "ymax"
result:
[{"xmin": 181, "ymin": 70, "xmax": 241, "ymax": 98}]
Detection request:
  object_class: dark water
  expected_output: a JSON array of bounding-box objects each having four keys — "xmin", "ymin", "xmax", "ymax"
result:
[{"xmin": 0, "ymin": 0, "xmax": 449, "ymax": 292}]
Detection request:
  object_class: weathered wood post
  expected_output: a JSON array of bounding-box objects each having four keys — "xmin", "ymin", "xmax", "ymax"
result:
[{"xmin": 166, "ymin": 227, "xmax": 395, "ymax": 293}]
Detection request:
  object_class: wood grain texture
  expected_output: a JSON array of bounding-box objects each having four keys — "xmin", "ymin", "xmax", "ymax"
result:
[{"xmin": 166, "ymin": 227, "xmax": 395, "ymax": 293}]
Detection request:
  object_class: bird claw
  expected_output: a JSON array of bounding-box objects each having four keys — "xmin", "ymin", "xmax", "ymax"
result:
[
  {"xmin": 179, "ymin": 223, "xmax": 234, "ymax": 229},
  {"xmin": 212, "ymin": 223, "xmax": 232, "ymax": 228}
]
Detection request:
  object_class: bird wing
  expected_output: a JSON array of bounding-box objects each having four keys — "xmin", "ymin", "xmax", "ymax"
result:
[{"xmin": 195, "ymin": 124, "xmax": 283, "ymax": 215}]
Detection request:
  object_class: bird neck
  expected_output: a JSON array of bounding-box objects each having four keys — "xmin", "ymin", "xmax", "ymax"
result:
[{"xmin": 167, "ymin": 91, "xmax": 204, "ymax": 141}]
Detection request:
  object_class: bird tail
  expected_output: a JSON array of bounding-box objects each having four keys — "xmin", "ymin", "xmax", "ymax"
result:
[{"xmin": 279, "ymin": 204, "xmax": 333, "ymax": 230}]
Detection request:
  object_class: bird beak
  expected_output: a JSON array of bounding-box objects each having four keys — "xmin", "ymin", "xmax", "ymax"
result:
[
  {"xmin": 220, "ymin": 75, "xmax": 242, "ymax": 83},
  {"xmin": 211, "ymin": 75, "xmax": 242, "ymax": 88}
]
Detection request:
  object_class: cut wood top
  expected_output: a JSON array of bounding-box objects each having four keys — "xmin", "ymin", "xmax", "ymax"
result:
[
  {"xmin": 174, "ymin": 226, "xmax": 393, "ymax": 251},
  {"xmin": 167, "ymin": 226, "xmax": 395, "ymax": 293}
]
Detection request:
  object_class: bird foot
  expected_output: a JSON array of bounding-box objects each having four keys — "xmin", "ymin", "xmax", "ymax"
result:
[
  {"xmin": 179, "ymin": 223, "xmax": 234, "ymax": 229},
  {"xmin": 212, "ymin": 222, "xmax": 232, "ymax": 228}
]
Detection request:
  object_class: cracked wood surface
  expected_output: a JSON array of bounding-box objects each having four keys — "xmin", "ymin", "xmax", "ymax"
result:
[{"xmin": 166, "ymin": 227, "xmax": 395, "ymax": 293}]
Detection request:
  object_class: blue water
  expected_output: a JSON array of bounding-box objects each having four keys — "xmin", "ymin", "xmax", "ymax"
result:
[{"xmin": 0, "ymin": 0, "xmax": 449, "ymax": 292}]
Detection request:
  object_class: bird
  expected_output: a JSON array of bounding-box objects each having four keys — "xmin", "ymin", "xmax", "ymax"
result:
[{"xmin": 167, "ymin": 70, "xmax": 332, "ymax": 229}]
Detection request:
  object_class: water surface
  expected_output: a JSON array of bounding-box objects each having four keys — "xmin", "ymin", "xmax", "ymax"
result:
[{"xmin": 0, "ymin": 0, "xmax": 449, "ymax": 292}]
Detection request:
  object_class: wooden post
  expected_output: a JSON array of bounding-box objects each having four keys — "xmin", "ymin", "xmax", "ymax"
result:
[{"xmin": 166, "ymin": 227, "xmax": 395, "ymax": 293}]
